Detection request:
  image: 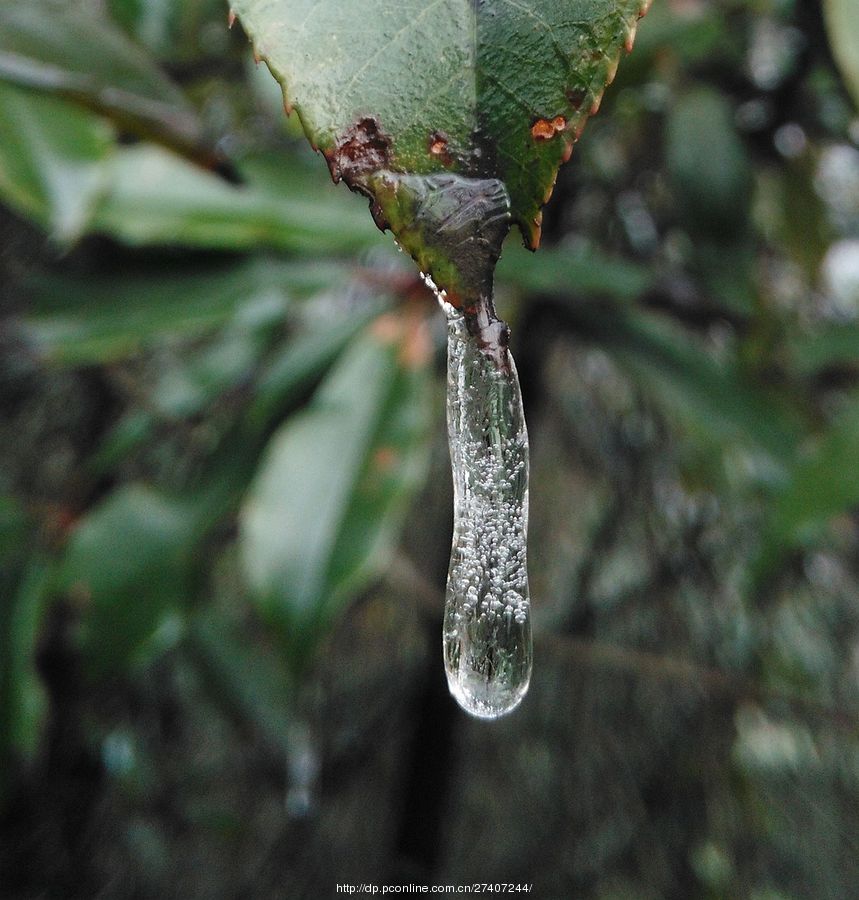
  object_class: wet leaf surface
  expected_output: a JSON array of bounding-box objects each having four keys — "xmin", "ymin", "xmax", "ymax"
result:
[{"xmin": 232, "ymin": 0, "xmax": 649, "ymax": 251}]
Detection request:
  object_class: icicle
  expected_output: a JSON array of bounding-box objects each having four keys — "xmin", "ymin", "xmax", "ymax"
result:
[
  {"xmin": 441, "ymin": 301, "xmax": 532, "ymax": 719},
  {"xmin": 366, "ymin": 170, "xmax": 531, "ymax": 717}
]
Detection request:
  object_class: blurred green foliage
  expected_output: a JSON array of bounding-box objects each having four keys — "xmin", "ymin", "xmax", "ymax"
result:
[{"xmin": 1, "ymin": 1, "xmax": 859, "ymax": 897}]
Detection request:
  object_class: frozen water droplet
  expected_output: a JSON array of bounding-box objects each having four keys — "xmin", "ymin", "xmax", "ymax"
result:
[{"xmin": 441, "ymin": 306, "xmax": 532, "ymax": 719}]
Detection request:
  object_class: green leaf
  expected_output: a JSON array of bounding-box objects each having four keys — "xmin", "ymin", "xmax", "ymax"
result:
[
  {"xmin": 91, "ymin": 145, "xmax": 381, "ymax": 252},
  {"xmin": 0, "ymin": 500, "xmax": 50, "ymax": 795},
  {"xmin": 0, "ymin": 561, "xmax": 51, "ymax": 768},
  {"xmin": 0, "ymin": 495, "xmax": 27, "ymax": 561},
  {"xmin": 0, "ymin": 82, "xmax": 113, "ymax": 242},
  {"xmin": 665, "ymin": 88, "xmax": 756, "ymax": 314},
  {"xmin": 666, "ymin": 87, "xmax": 753, "ymax": 234},
  {"xmin": 60, "ymin": 485, "xmax": 197, "ymax": 677},
  {"xmin": 764, "ymin": 160, "xmax": 833, "ymax": 282},
  {"xmin": 248, "ymin": 303, "xmax": 389, "ymax": 429},
  {"xmin": 824, "ymin": 0, "xmax": 859, "ymax": 110},
  {"xmin": 239, "ymin": 319, "xmax": 432, "ymax": 667},
  {"xmin": 755, "ymin": 405, "xmax": 859, "ymax": 580},
  {"xmin": 108, "ymin": 0, "xmax": 229, "ymax": 62},
  {"xmin": 88, "ymin": 411, "xmax": 155, "ymax": 475},
  {"xmin": 788, "ymin": 323, "xmax": 859, "ymax": 377},
  {"xmin": 187, "ymin": 612, "xmax": 296, "ymax": 754},
  {"xmin": 232, "ymin": 0, "xmax": 649, "ymax": 259},
  {"xmin": 0, "ymin": 1, "xmax": 210, "ymax": 161},
  {"xmin": 21, "ymin": 256, "xmax": 346, "ymax": 365},
  {"xmin": 497, "ymin": 239, "xmax": 655, "ymax": 301}
]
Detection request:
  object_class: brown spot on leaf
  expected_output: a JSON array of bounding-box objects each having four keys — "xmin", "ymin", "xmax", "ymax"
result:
[
  {"xmin": 324, "ymin": 116, "xmax": 392, "ymax": 185},
  {"xmin": 228, "ymin": 9, "xmax": 236, "ymax": 28},
  {"xmin": 428, "ymin": 130, "xmax": 453, "ymax": 166},
  {"xmin": 531, "ymin": 116, "xmax": 566, "ymax": 141}
]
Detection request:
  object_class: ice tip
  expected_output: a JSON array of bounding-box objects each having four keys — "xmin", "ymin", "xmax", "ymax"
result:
[{"xmin": 446, "ymin": 673, "xmax": 530, "ymax": 720}]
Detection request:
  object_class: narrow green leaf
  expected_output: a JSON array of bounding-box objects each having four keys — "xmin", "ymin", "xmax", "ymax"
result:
[
  {"xmin": 0, "ymin": 562, "xmax": 51, "ymax": 762},
  {"xmin": 0, "ymin": 1, "xmax": 210, "ymax": 161},
  {"xmin": 789, "ymin": 323, "xmax": 859, "ymax": 377},
  {"xmin": 21, "ymin": 257, "xmax": 354, "ymax": 365},
  {"xmin": 0, "ymin": 82, "xmax": 113, "ymax": 241},
  {"xmin": 187, "ymin": 613, "xmax": 296, "ymax": 753},
  {"xmin": 239, "ymin": 320, "xmax": 432, "ymax": 664},
  {"xmin": 0, "ymin": 501, "xmax": 50, "ymax": 795},
  {"xmin": 666, "ymin": 87, "xmax": 753, "ymax": 234},
  {"xmin": 91, "ymin": 145, "xmax": 381, "ymax": 252},
  {"xmin": 755, "ymin": 405, "xmax": 859, "ymax": 580},
  {"xmin": 88, "ymin": 410, "xmax": 155, "ymax": 475},
  {"xmin": 61, "ymin": 485, "xmax": 197, "ymax": 677},
  {"xmin": 825, "ymin": 0, "xmax": 859, "ymax": 109},
  {"xmin": 248, "ymin": 305, "xmax": 388, "ymax": 429},
  {"xmin": 497, "ymin": 240, "xmax": 655, "ymax": 301}
]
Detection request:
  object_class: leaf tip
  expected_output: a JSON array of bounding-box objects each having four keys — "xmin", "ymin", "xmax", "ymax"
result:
[
  {"xmin": 624, "ymin": 21, "xmax": 638, "ymax": 54},
  {"xmin": 525, "ymin": 213, "xmax": 543, "ymax": 251}
]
